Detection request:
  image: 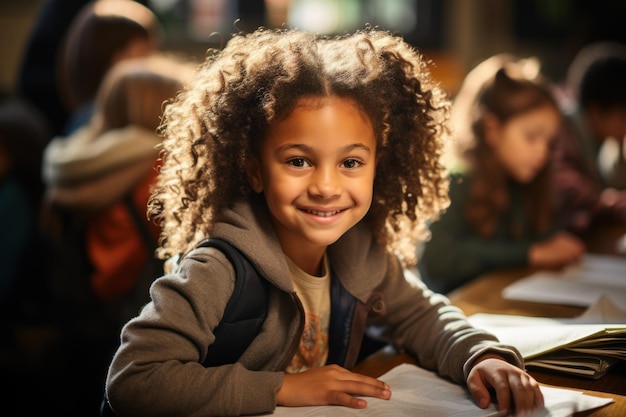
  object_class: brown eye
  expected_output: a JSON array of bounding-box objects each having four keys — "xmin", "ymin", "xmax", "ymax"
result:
[
  {"xmin": 342, "ymin": 158, "xmax": 363, "ymax": 169},
  {"xmin": 287, "ymin": 157, "xmax": 309, "ymax": 168}
]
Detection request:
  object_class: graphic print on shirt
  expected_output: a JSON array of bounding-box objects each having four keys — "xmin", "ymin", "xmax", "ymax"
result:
[{"xmin": 287, "ymin": 311, "xmax": 329, "ymax": 373}]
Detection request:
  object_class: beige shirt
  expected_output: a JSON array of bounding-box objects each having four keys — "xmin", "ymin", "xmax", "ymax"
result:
[{"xmin": 285, "ymin": 254, "xmax": 330, "ymax": 373}]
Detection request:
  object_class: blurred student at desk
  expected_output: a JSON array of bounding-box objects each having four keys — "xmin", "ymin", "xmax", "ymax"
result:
[
  {"xmin": 554, "ymin": 41, "xmax": 626, "ymax": 234},
  {"xmin": 449, "ymin": 225, "xmax": 626, "ymax": 411},
  {"xmin": 418, "ymin": 55, "xmax": 584, "ymax": 294}
]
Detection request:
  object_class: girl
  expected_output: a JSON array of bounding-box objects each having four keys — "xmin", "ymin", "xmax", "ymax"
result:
[
  {"xmin": 58, "ymin": 0, "xmax": 162, "ymax": 135},
  {"xmin": 419, "ymin": 56, "xmax": 585, "ymax": 294},
  {"xmin": 105, "ymin": 28, "xmax": 544, "ymax": 416},
  {"xmin": 553, "ymin": 41, "xmax": 626, "ymax": 233},
  {"xmin": 44, "ymin": 53, "xmax": 195, "ymax": 306}
]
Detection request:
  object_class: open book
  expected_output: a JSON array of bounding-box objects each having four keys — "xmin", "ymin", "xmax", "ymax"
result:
[
  {"xmin": 468, "ymin": 297, "xmax": 626, "ymax": 379},
  {"xmin": 271, "ymin": 363, "xmax": 613, "ymax": 416}
]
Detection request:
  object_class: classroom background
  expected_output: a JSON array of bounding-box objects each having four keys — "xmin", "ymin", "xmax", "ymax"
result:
[
  {"xmin": 2, "ymin": 1, "xmax": 626, "ymax": 416},
  {"xmin": 2, "ymin": 0, "xmax": 626, "ymax": 100}
]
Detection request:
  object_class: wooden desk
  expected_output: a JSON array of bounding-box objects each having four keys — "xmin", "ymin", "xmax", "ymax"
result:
[
  {"xmin": 447, "ymin": 268, "xmax": 626, "ymax": 417},
  {"xmin": 356, "ymin": 224, "xmax": 626, "ymax": 417}
]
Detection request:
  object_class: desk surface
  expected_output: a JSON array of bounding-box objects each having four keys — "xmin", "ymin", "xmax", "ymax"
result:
[
  {"xmin": 356, "ymin": 224, "xmax": 626, "ymax": 417},
  {"xmin": 354, "ymin": 348, "xmax": 624, "ymax": 417},
  {"xmin": 447, "ymin": 268, "xmax": 626, "ymax": 417}
]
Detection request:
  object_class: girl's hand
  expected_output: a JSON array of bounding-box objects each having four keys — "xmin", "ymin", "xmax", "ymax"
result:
[
  {"xmin": 276, "ymin": 364, "xmax": 391, "ymax": 409},
  {"xmin": 529, "ymin": 231, "xmax": 585, "ymax": 269},
  {"xmin": 467, "ymin": 355, "xmax": 544, "ymax": 416}
]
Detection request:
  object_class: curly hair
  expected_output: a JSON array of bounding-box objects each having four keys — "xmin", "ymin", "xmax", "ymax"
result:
[{"xmin": 150, "ymin": 27, "xmax": 451, "ymax": 266}]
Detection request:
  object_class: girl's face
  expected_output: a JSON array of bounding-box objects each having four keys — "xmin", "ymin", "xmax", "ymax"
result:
[
  {"xmin": 486, "ymin": 104, "xmax": 560, "ymax": 183},
  {"xmin": 247, "ymin": 96, "xmax": 377, "ymax": 274}
]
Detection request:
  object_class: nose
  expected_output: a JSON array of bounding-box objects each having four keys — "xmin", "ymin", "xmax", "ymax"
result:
[{"xmin": 309, "ymin": 165, "xmax": 341, "ymax": 199}]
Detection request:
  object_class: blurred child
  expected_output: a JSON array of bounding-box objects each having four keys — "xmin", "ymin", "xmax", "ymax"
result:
[
  {"xmin": 41, "ymin": 52, "xmax": 194, "ymax": 415},
  {"xmin": 44, "ymin": 52, "xmax": 195, "ymax": 322},
  {"xmin": 57, "ymin": 0, "xmax": 162, "ymax": 135},
  {"xmin": 553, "ymin": 41, "xmax": 626, "ymax": 233},
  {"xmin": 418, "ymin": 56, "xmax": 585, "ymax": 294},
  {"xmin": 104, "ymin": 28, "xmax": 544, "ymax": 417}
]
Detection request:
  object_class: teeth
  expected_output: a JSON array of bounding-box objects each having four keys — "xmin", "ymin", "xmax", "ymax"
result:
[{"xmin": 306, "ymin": 209, "xmax": 340, "ymax": 217}]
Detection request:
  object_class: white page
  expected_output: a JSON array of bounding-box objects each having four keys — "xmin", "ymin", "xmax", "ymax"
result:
[
  {"xmin": 539, "ymin": 386, "xmax": 614, "ymax": 417},
  {"xmin": 269, "ymin": 364, "xmax": 613, "ymax": 417},
  {"xmin": 579, "ymin": 254, "xmax": 626, "ymax": 280},
  {"xmin": 502, "ymin": 254, "xmax": 626, "ymax": 307},
  {"xmin": 502, "ymin": 275, "xmax": 626, "ymax": 307},
  {"xmin": 467, "ymin": 299, "xmax": 626, "ymax": 359},
  {"xmin": 575, "ymin": 295, "xmax": 626, "ymax": 323}
]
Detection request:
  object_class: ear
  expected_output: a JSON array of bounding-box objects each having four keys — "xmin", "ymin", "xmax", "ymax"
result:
[
  {"xmin": 482, "ymin": 113, "xmax": 502, "ymax": 146},
  {"xmin": 246, "ymin": 156, "xmax": 264, "ymax": 193}
]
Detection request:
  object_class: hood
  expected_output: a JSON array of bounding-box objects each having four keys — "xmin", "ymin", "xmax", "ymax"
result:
[
  {"xmin": 43, "ymin": 124, "xmax": 161, "ymax": 186},
  {"xmin": 211, "ymin": 193, "xmax": 388, "ymax": 302}
]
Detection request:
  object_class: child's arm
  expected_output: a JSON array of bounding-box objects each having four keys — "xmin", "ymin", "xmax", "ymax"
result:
[
  {"xmin": 528, "ymin": 230, "xmax": 585, "ymax": 269},
  {"xmin": 276, "ymin": 364, "xmax": 391, "ymax": 409},
  {"xmin": 466, "ymin": 354, "xmax": 544, "ymax": 416},
  {"xmin": 105, "ymin": 248, "xmax": 285, "ymax": 417},
  {"xmin": 419, "ymin": 176, "xmax": 531, "ymax": 292},
  {"xmin": 369, "ymin": 249, "xmax": 544, "ymax": 415}
]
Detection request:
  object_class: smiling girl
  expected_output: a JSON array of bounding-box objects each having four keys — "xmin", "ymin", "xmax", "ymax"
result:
[{"xmin": 104, "ymin": 28, "xmax": 544, "ymax": 417}]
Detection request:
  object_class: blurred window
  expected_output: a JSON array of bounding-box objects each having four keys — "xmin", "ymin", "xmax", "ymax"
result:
[{"xmin": 148, "ymin": 0, "xmax": 444, "ymax": 48}]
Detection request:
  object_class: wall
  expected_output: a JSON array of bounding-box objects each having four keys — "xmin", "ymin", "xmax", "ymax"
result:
[{"xmin": 0, "ymin": 1, "xmax": 43, "ymax": 95}]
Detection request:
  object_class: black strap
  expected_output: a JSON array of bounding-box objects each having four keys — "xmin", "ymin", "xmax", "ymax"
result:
[
  {"xmin": 101, "ymin": 238, "xmax": 269, "ymax": 416},
  {"xmin": 196, "ymin": 238, "xmax": 269, "ymax": 366}
]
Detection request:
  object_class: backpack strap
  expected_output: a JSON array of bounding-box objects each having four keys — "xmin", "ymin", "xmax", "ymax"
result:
[{"xmin": 196, "ymin": 238, "xmax": 270, "ymax": 367}]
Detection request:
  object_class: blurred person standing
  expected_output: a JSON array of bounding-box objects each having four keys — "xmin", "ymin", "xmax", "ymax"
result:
[
  {"xmin": 0, "ymin": 98, "xmax": 56, "ymax": 417},
  {"xmin": 39, "ymin": 53, "xmax": 194, "ymax": 415},
  {"xmin": 553, "ymin": 41, "xmax": 626, "ymax": 233},
  {"xmin": 418, "ymin": 56, "xmax": 584, "ymax": 294}
]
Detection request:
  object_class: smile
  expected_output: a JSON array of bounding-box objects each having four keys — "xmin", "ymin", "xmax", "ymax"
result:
[{"xmin": 304, "ymin": 209, "xmax": 343, "ymax": 217}]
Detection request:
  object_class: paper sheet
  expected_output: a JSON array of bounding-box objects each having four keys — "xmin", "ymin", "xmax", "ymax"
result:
[
  {"xmin": 269, "ymin": 364, "xmax": 613, "ymax": 416},
  {"xmin": 502, "ymin": 254, "xmax": 626, "ymax": 307}
]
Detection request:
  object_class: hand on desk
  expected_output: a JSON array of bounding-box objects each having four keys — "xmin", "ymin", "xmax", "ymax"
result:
[
  {"xmin": 528, "ymin": 231, "xmax": 585, "ymax": 269},
  {"xmin": 467, "ymin": 355, "xmax": 544, "ymax": 417},
  {"xmin": 600, "ymin": 188, "xmax": 626, "ymax": 216},
  {"xmin": 276, "ymin": 364, "xmax": 391, "ymax": 409}
]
